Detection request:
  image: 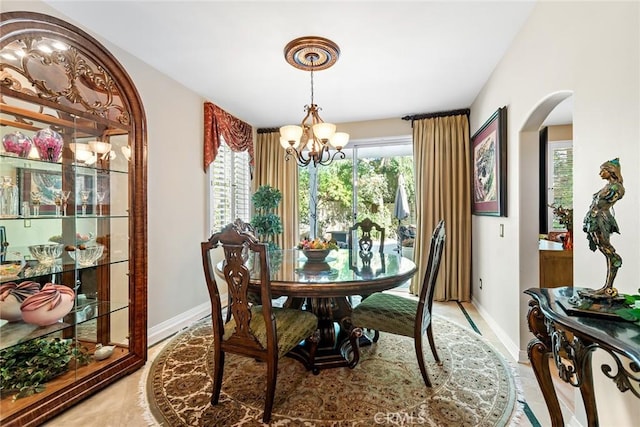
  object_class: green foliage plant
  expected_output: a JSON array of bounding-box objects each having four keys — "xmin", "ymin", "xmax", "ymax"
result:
[
  {"xmin": 615, "ymin": 289, "xmax": 640, "ymax": 326},
  {"xmin": 251, "ymin": 185, "xmax": 283, "ymax": 250},
  {"xmin": 0, "ymin": 338, "xmax": 90, "ymax": 399}
]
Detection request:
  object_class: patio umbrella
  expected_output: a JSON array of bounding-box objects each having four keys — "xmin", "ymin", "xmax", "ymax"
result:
[
  {"xmin": 394, "ymin": 174, "xmax": 410, "ymax": 252},
  {"xmin": 394, "ymin": 174, "xmax": 410, "ymax": 221}
]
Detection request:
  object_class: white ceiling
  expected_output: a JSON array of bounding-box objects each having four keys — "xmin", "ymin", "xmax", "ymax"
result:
[{"xmin": 43, "ymin": 1, "xmax": 549, "ymax": 129}]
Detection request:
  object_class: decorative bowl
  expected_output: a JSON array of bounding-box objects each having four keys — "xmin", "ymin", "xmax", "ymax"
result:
[
  {"xmin": 2, "ymin": 131, "xmax": 33, "ymax": 157},
  {"xmin": 33, "ymin": 127, "xmax": 63, "ymax": 162},
  {"xmin": 0, "ymin": 281, "xmax": 41, "ymax": 322},
  {"xmin": 0, "ymin": 261, "xmax": 26, "ymax": 279},
  {"xmin": 20, "ymin": 283, "xmax": 75, "ymax": 326},
  {"xmin": 68, "ymin": 243, "xmax": 105, "ymax": 267},
  {"xmin": 28, "ymin": 243, "xmax": 64, "ymax": 265},
  {"xmin": 302, "ymin": 248, "xmax": 330, "ymax": 263}
]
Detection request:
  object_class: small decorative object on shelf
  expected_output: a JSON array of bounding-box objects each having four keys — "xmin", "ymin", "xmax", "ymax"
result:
[
  {"xmin": 96, "ymin": 191, "xmax": 106, "ymax": 216},
  {"xmin": 80, "ymin": 190, "xmax": 91, "ymax": 216},
  {"xmin": 53, "ymin": 191, "xmax": 62, "ymax": 216},
  {"xmin": 28, "ymin": 243, "xmax": 64, "ymax": 266},
  {"xmin": 60, "ymin": 190, "xmax": 71, "ymax": 216},
  {"xmin": 33, "ymin": 127, "xmax": 63, "ymax": 162},
  {"xmin": 20, "ymin": 283, "xmax": 75, "ymax": 326},
  {"xmin": 0, "ymin": 281, "xmax": 40, "ymax": 322},
  {"xmin": 0, "ymin": 176, "xmax": 19, "ymax": 218},
  {"xmin": 94, "ymin": 343, "xmax": 116, "ymax": 361},
  {"xmin": 67, "ymin": 243, "xmax": 105, "ymax": 267},
  {"xmin": 2, "ymin": 131, "xmax": 33, "ymax": 158},
  {"xmin": 580, "ymin": 158, "xmax": 625, "ymax": 299},
  {"xmin": 30, "ymin": 190, "xmax": 42, "ymax": 217}
]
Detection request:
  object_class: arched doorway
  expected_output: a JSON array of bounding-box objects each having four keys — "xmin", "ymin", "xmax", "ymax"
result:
[{"xmin": 517, "ymin": 91, "xmax": 573, "ymax": 355}]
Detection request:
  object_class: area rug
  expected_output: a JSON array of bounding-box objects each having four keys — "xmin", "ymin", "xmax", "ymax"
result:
[{"xmin": 145, "ymin": 315, "xmax": 524, "ymax": 426}]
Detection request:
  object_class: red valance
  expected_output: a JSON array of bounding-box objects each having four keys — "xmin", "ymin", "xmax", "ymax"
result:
[{"xmin": 203, "ymin": 102, "xmax": 254, "ymax": 171}]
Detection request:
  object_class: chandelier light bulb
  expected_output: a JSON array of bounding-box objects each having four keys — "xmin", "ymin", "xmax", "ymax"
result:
[
  {"xmin": 280, "ymin": 125, "xmax": 303, "ymax": 143},
  {"xmin": 312, "ymin": 123, "xmax": 336, "ymax": 141},
  {"xmin": 329, "ymin": 132, "xmax": 349, "ymax": 149}
]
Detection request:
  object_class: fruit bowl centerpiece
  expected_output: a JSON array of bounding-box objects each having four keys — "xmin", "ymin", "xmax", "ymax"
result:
[{"xmin": 298, "ymin": 238, "xmax": 338, "ymax": 263}]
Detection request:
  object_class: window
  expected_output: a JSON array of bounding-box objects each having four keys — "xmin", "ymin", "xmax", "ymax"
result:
[
  {"xmin": 208, "ymin": 140, "xmax": 251, "ymax": 235},
  {"xmin": 547, "ymin": 140, "xmax": 573, "ymax": 230}
]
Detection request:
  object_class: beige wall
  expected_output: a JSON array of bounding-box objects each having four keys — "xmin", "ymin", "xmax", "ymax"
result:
[
  {"xmin": 471, "ymin": 2, "xmax": 639, "ymax": 425},
  {"xmin": 547, "ymin": 124, "xmax": 572, "ymax": 141}
]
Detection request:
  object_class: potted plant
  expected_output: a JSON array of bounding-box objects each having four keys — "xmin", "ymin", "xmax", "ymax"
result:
[{"xmin": 250, "ymin": 185, "xmax": 283, "ymax": 251}]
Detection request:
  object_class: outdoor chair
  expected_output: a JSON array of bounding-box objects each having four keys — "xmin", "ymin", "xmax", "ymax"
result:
[
  {"xmin": 349, "ymin": 220, "xmax": 445, "ymax": 387},
  {"xmin": 201, "ymin": 222, "xmax": 320, "ymax": 423}
]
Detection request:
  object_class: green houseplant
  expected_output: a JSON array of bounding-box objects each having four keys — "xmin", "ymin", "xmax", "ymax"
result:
[
  {"xmin": 250, "ymin": 185, "xmax": 283, "ymax": 251},
  {"xmin": 0, "ymin": 338, "xmax": 90, "ymax": 399}
]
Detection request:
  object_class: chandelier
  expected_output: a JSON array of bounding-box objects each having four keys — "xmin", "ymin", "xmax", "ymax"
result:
[{"xmin": 280, "ymin": 36, "xmax": 349, "ymax": 167}]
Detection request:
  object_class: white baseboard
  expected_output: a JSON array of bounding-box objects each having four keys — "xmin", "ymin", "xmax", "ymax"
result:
[
  {"xmin": 147, "ymin": 301, "xmax": 211, "ymax": 347},
  {"xmin": 471, "ymin": 297, "xmax": 521, "ymax": 362}
]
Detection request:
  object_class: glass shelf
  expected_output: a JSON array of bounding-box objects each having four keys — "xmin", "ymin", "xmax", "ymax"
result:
[
  {"xmin": 0, "ymin": 299, "xmax": 129, "ymax": 351},
  {"xmin": 0, "ymin": 154, "xmax": 128, "ymax": 176}
]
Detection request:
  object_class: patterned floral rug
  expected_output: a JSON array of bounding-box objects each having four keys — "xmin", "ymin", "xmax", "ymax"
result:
[{"xmin": 146, "ymin": 316, "xmax": 523, "ymax": 426}]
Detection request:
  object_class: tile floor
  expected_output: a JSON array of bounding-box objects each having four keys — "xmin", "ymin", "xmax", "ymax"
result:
[{"xmin": 44, "ymin": 300, "xmax": 573, "ymax": 426}]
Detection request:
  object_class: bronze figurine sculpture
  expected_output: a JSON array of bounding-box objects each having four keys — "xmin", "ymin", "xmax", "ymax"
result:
[{"xmin": 581, "ymin": 158, "xmax": 625, "ymax": 298}]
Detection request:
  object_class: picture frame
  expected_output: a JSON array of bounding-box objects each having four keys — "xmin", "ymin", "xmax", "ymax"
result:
[
  {"xmin": 471, "ymin": 106, "xmax": 507, "ymax": 216},
  {"xmin": 17, "ymin": 168, "xmax": 97, "ymax": 216}
]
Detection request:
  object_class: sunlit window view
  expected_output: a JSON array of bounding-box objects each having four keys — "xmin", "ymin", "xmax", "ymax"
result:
[{"xmin": 298, "ymin": 140, "xmax": 415, "ymax": 256}]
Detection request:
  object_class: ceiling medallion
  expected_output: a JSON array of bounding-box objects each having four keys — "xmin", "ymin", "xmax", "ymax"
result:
[{"xmin": 284, "ymin": 36, "xmax": 340, "ymax": 71}]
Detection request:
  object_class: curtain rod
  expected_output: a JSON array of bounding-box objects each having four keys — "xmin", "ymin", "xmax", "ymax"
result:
[
  {"xmin": 402, "ymin": 108, "xmax": 470, "ymax": 126},
  {"xmin": 257, "ymin": 127, "xmax": 279, "ymax": 134},
  {"xmin": 260, "ymin": 107, "xmax": 470, "ymax": 132}
]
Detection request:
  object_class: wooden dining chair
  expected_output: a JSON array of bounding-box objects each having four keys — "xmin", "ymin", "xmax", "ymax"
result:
[
  {"xmin": 201, "ymin": 222, "xmax": 320, "ymax": 423},
  {"xmin": 349, "ymin": 220, "xmax": 445, "ymax": 387},
  {"xmin": 348, "ymin": 217, "xmax": 385, "ymax": 254},
  {"xmin": 222, "ymin": 218, "xmax": 260, "ymax": 323}
]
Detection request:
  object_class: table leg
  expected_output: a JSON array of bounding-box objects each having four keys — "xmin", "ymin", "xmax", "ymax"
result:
[{"xmin": 527, "ymin": 299, "xmax": 565, "ymax": 427}]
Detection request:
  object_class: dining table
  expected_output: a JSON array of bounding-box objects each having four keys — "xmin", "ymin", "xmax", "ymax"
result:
[{"xmin": 219, "ymin": 248, "xmax": 417, "ymax": 371}]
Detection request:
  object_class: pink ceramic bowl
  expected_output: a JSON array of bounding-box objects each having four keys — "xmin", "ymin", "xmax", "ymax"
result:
[
  {"xmin": 20, "ymin": 283, "xmax": 75, "ymax": 326},
  {"xmin": 0, "ymin": 281, "xmax": 41, "ymax": 322}
]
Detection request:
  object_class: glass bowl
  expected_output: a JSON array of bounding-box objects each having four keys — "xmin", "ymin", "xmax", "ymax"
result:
[
  {"xmin": 68, "ymin": 244, "xmax": 105, "ymax": 267},
  {"xmin": 28, "ymin": 243, "xmax": 64, "ymax": 265}
]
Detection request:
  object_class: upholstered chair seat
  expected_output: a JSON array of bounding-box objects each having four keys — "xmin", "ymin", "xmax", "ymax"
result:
[
  {"xmin": 224, "ymin": 306, "xmax": 318, "ymax": 358},
  {"xmin": 351, "ymin": 293, "xmax": 422, "ymax": 338}
]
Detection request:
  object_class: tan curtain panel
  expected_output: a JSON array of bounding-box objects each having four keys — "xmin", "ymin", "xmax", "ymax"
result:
[
  {"xmin": 411, "ymin": 114, "xmax": 471, "ymax": 301},
  {"xmin": 203, "ymin": 102, "xmax": 254, "ymax": 171},
  {"xmin": 254, "ymin": 131, "xmax": 299, "ymax": 250}
]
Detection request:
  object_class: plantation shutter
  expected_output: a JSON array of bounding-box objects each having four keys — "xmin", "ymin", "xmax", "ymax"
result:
[{"xmin": 209, "ymin": 139, "xmax": 251, "ymax": 235}]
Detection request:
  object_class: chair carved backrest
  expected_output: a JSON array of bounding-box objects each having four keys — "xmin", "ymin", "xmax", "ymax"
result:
[
  {"xmin": 416, "ymin": 220, "xmax": 446, "ymax": 335},
  {"xmin": 348, "ymin": 218, "xmax": 385, "ymax": 254},
  {"xmin": 201, "ymin": 222, "xmax": 276, "ymax": 359}
]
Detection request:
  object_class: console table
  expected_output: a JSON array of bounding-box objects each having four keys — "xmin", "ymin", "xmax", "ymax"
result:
[{"xmin": 525, "ymin": 287, "xmax": 640, "ymax": 427}]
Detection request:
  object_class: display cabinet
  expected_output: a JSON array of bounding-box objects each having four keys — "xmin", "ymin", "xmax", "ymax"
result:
[{"xmin": 0, "ymin": 12, "xmax": 147, "ymax": 426}]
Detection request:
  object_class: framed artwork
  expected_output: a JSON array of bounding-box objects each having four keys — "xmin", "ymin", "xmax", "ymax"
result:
[
  {"xmin": 18, "ymin": 169, "xmax": 97, "ymax": 215},
  {"xmin": 471, "ymin": 106, "xmax": 507, "ymax": 216}
]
